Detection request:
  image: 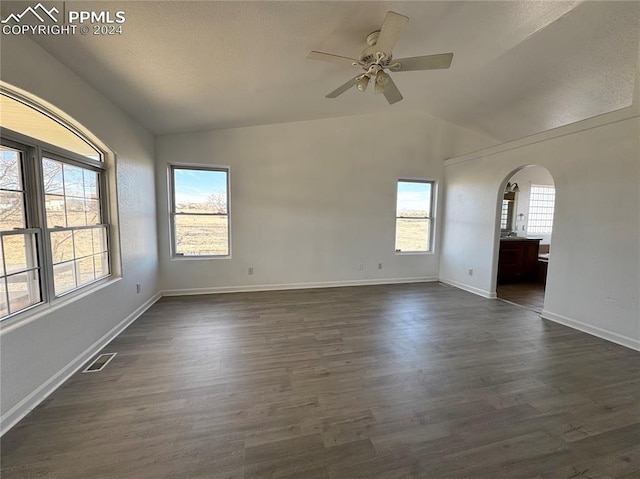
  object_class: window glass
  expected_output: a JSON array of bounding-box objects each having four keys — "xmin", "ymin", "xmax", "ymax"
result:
[
  {"xmin": 528, "ymin": 185, "xmax": 555, "ymax": 234},
  {"xmin": 0, "ymin": 145, "xmax": 42, "ymax": 317},
  {"xmin": 1, "ymin": 94, "xmax": 100, "ymax": 160},
  {"xmin": 171, "ymin": 167, "xmax": 229, "ymax": 256},
  {"xmin": 395, "ymin": 181, "xmax": 434, "ymax": 253}
]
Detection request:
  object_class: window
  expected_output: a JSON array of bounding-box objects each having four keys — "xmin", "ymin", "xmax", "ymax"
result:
[
  {"xmin": 1, "ymin": 145, "xmax": 41, "ymax": 317},
  {"xmin": 500, "ymin": 200, "xmax": 510, "ymax": 230},
  {"xmin": 395, "ymin": 180, "xmax": 434, "ymax": 253},
  {"xmin": 170, "ymin": 166, "xmax": 229, "ymax": 256},
  {"xmin": 528, "ymin": 185, "xmax": 555, "ymax": 234},
  {"xmin": 1, "ymin": 91, "xmax": 110, "ymax": 321},
  {"xmin": 43, "ymin": 156, "xmax": 109, "ymax": 296}
]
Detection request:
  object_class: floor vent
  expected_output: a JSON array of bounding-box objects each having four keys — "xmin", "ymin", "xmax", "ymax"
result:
[{"xmin": 82, "ymin": 353, "xmax": 117, "ymax": 373}]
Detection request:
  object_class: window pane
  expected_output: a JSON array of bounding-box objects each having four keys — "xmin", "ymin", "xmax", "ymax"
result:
[
  {"xmin": 43, "ymin": 158, "xmax": 64, "ymax": 194},
  {"xmin": 51, "ymin": 230, "xmax": 74, "ymax": 263},
  {"xmin": 74, "ymin": 229, "xmax": 93, "ymax": 258},
  {"xmin": 173, "ymin": 169, "xmax": 227, "ymax": 214},
  {"xmin": 2, "ymin": 234, "xmax": 37, "ymax": 274},
  {"xmin": 397, "ymin": 182, "xmax": 431, "ymax": 218},
  {"xmin": 0, "ymin": 191, "xmax": 25, "ymax": 229},
  {"xmin": 83, "ymin": 170, "xmax": 98, "ymax": 199},
  {"xmin": 77, "ymin": 256, "xmax": 96, "ymax": 286},
  {"xmin": 2, "ymin": 95, "xmax": 101, "ymax": 160},
  {"xmin": 528, "ymin": 185, "xmax": 555, "ymax": 234},
  {"xmin": 7, "ymin": 270, "xmax": 40, "ymax": 313},
  {"xmin": 50, "ymin": 226, "xmax": 109, "ymax": 296},
  {"xmin": 66, "ymin": 198, "xmax": 86, "ymax": 226},
  {"xmin": 85, "ymin": 199, "xmax": 100, "ymax": 224},
  {"xmin": 63, "ymin": 164, "xmax": 85, "ymax": 197},
  {"xmin": 53, "ymin": 262, "xmax": 76, "ymax": 296},
  {"xmin": 92, "ymin": 227, "xmax": 108, "ymax": 253},
  {"xmin": 45, "ymin": 195, "xmax": 66, "ymax": 228},
  {"xmin": 94, "ymin": 251, "xmax": 109, "ymax": 278},
  {"xmin": 175, "ymin": 214, "xmax": 229, "ymax": 256},
  {"xmin": 0, "ymin": 279, "xmax": 8, "ymax": 317},
  {"xmin": 395, "ymin": 218, "xmax": 430, "ymax": 252},
  {"xmin": 0, "ymin": 147, "xmax": 22, "ymax": 191}
]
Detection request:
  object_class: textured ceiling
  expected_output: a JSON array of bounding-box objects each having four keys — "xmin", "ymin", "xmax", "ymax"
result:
[{"xmin": 4, "ymin": 1, "xmax": 639, "ymax": 140}]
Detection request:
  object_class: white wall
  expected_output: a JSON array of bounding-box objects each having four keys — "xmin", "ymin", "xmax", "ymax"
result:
[
  {"xmin": 439, "ymin": 109, "xmax": 640, "ymax": 350},
  {"xmin": 509, "ymin": 165, "xmax": 555, "ymax": 244},
  {"xmin": 156, "ymin": 112, "xmax": 494, "ymax": 294},
  {"xmin": 0, "ymin": 35, "xmax": 159, "ymax": 432}
]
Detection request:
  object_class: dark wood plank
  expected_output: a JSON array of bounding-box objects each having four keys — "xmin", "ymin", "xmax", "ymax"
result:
[{"xmin": 2, "ymin": 283, "xmax": 639, "ymax": 478}]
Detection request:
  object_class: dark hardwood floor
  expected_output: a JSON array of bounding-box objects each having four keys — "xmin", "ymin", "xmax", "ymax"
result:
[
  {"xmin": 2, "ymin": 283, "xmax": 639, "ymax": 478},
  {"xmin": 497, "ymin": 282, "xmax": 546, "ymax": 313}
]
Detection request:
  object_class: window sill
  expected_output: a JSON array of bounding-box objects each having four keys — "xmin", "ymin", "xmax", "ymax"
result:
[
  {"xmin": 0, "ymin": 275, "xmax": 122, "ymax": 335},
  {"xmin": 395, "ymin": 251, "xmax": 435, "ymax": 256},
  {"xmin": 170, "ymin": 254, "xmax": 232, "ymax": 261}
]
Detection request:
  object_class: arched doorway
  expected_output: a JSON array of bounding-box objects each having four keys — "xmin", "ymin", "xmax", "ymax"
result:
[{"xmin": 495, "ymin": 165, "xmax": 555, "ymax": 313}]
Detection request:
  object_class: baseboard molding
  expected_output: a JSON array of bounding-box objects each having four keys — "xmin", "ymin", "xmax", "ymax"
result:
[
  {"xmin": 541, "ymin": 310, "xmax": 640, "ymax": 351},
  {"xmin": 438, "ymin": 278, "xmax": 497, "ymax": 299},
  {"xmin": 162, "ymin": 276, "xmax": 439, "ymax": 296},
  {"xmin": 0, "ymin": 292, "xmax": 161, "ymax": 436}
]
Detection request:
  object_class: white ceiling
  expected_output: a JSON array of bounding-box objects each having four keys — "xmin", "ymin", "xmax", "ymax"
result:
[{"xmin": 8, "ymin": 1, "xmax": 640, "ymax": 140}]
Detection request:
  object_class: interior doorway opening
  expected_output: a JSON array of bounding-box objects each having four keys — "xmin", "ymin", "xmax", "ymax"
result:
[{"xmin": 495, "ymin": 165, "xmax": 555, "ymax": 313}]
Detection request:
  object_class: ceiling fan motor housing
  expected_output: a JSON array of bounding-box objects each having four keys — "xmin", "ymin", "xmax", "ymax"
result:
[
  {"xmin": 307, "ymin": 11, "xmax": 452, "ymax": 105},
  {"xmin": 361, "ymin": 30, "xmax": 393, "ymax": 65}
]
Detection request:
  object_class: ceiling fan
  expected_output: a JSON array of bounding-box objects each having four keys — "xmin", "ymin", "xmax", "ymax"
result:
[{"xmin": 307, "ymin": 11, "xmax": 453, "ymax": 104}]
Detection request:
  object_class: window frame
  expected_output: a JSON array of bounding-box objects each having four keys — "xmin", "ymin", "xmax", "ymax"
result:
[
  {"xmin": 0, "ymin": 127, "xmax": 112, "ymax": 322},
  {"xmin": 527, "ymin": 184, "xmax": 555, "ymax": 235},
  {"xmin": 169, "ymin": 164, "xmax": 231, "ymax": 259},
  {"xmin": 394, "ymin": 179, "xmax": 436, "ymax": 254},
  {"xmin": 1, "ymin": 138, "xmax": 45, "ymax": 317}
]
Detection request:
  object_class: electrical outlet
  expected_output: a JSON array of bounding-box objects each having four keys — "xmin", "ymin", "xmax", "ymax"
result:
[
  {"xmin": 358, "ymin": 263, "xmax": 364, "ymax": 271},
  {"xmin": 248, "ymin": 267, "xmax": 254, "ymax": 275},
  {"xmin": 136, "ymin": 283, "xmax": 141, "ymax": 294},
  {"xmin": 378, "ymin": 263, "xmax": 383, "ymax": 270},
  {"xmin": 468, "ymin": 269, "xmax": 473, "ymax": 276}
]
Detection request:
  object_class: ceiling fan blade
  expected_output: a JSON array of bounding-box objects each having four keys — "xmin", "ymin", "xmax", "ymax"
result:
[
  {"xmin": 382, "ymin": 74, "xmax": 403, "ymax": 104},
  {"xmin": 391, "ymin": 53, "xmax": 454, "ymax": 72},
  {"xmin": 326, "ymin": 76, "xmax": 360, "ymax": 98},
  {"xmin": 374, "ymin": 11, "xmax": 409, "ymax": 58},
  {"xmin": 307, "ymin": 51, "xmax": 362, "ymax": 67}
]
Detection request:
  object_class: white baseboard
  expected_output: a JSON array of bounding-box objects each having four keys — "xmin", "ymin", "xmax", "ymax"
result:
[
  {"xmin": 162, "ymin": 276, "xmax": 439, "ymax": 296},
  {"xmin": 0, "ymin": 292, "xmax": 161, "ymax": 436},
  {"xmin": 541, "ymin": 310, "xmax": 640, "ymax": 351},
  {"xmin": 438, "ymin": 278, "xmax": 497, "ymax": 299}
]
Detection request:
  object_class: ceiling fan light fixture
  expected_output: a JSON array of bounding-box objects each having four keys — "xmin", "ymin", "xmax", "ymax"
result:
[
  {"xmin": 374, "ymin": 70, "xmax": 390, "ymax": 94},
  {"xmin": 306, "ymin": 11, "xmax": 453, "ymax": 105},
  {"xmin": 376, "ymin": 70, "xmax": 390, "ymax": 86},
  {"xmin": 356, "ymin": 75, "xmax": 370, "ymax": 92}
]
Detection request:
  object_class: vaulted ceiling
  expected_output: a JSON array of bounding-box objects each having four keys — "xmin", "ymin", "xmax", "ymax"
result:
[{"xmin": 5, "ymin": 1, "xmax": 640, "ymax": 141}]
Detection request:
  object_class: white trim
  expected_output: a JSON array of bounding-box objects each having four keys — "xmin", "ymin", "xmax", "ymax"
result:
[
  {"xmin": 162, "ymin": 277, "xmax": 439, "ymax": 297},
  {"xmin": 540, "ymin": 310, "xmax": 640, "ymax": 352},
  {"xmin": 438, "ymin": 278, "xmax": 497, "ymax": 299},
  {"xmin": 0, "ymin": 292, "xmax": 161, "ymax": 436},
  {"xmin": 444, "ymin": 108, "xmax": 639, "ymax": 167}
]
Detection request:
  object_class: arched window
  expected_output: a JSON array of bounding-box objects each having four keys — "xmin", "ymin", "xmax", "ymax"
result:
[{"xmin": 0, "ymin": 90, "xmax": 112, "ymax": 320}]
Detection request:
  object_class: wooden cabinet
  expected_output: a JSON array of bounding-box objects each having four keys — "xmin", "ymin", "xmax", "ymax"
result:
[{"xmin": 498, "ymin": 238, "xmax": 541, "ymax": 284}]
